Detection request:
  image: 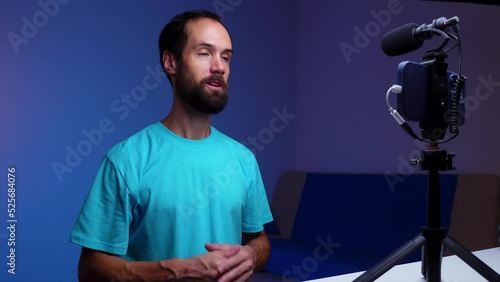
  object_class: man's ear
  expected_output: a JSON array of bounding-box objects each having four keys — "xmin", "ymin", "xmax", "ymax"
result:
[{"xmin": 162, "ymin": 51, "xmax": 177, "ymax": 76}]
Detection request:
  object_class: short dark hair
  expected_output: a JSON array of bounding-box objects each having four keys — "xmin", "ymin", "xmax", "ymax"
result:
[{"xmin": 158, "ymin": 10, "xmax": 224, "ymax": 85}]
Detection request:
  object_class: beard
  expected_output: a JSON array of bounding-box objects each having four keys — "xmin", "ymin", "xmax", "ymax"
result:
[{"xmin": 175, "ymin": 63, "xmax": 229, "ymax": 115}]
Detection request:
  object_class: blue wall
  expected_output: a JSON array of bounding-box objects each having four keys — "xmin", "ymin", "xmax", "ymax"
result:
[{"xmin": 0, "ymin": 1, "xmax": 296, "ymax": 281}]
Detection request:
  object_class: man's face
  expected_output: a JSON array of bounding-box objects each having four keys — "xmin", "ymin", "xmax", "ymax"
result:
[{"xmin": 175, "ymin": 18, "xmax": 233, "ymax": 115}]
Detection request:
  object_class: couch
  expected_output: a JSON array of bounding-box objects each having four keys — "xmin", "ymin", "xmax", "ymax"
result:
[{"xmin": 262, "ymin": 171, "xmax": 500, "ymax": 281}]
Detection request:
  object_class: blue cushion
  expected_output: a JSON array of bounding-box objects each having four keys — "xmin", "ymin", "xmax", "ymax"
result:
[
  {"xmin": 266, "ymin": 238, "xmax": 384, "ymax": 280},
  {"xmin": 264, "ymin": 173, "xmax": 457, "ymax": 278},
  {"xmin": 292, "ymin": 173, "xmax": 456, "ymax": 257}
]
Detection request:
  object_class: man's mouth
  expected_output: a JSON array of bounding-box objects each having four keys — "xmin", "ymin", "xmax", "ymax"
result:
[
  {"xmin": 207, "ymin": 80, "xmax": 222, "ymax": 87},
  {"xmin": 205, "ymin": 79, "xmax": 224, "ymax": 90}
]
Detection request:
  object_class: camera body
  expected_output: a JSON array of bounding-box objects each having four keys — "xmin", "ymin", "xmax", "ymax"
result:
[{"xmin": 396, "ymin": 60, "xmax": 465, "ymax": 127}]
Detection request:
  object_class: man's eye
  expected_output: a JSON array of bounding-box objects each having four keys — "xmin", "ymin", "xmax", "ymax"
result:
[
  {"xmin": 222, "ymin": 56, "xmax": 230, "ymax": 62},
  {"xmin": 199, "ymin": 53, "xmax": 209, "ymax": 56}
]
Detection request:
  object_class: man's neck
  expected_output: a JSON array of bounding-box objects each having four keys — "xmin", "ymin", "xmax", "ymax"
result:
[{"xmin": 161, "ymin": 100, "xmax": 212, "ymax": 140}]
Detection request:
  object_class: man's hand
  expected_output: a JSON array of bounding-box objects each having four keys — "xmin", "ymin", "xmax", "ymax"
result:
[
  {"xmin": 204, "ymin": 243, "xmax": 257, "ymax": 282},
  {"xmin": 182, "ymin": 245, "xmax": 241, "ymax": 281}
]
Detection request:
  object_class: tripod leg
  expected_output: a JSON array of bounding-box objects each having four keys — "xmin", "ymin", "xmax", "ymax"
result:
[
  {"xmin": 422, "ymin": 228, "xmax": 447, "ymax": 282},
  {"xmin": 353, "ymin": 234, "xmax": 426, "ymax": 282},
  {"xmin": 442, "ymin": 235, "xmax": 500, "ymax": 281}
]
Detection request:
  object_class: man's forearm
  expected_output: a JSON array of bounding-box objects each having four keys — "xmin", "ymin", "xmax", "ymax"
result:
[
  {"xmin": 79, "ymin": 246, "xmax": 240, "ymax": 282},
  {"xmin": 243, "ymin": 231, "xmax": 271, "ymax": 271},
  {"xmin": 78, "ymin": 248, "xmax": 189, "ymax": 282}
]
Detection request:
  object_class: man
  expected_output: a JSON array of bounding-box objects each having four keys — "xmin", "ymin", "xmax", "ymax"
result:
[{"xmin": 70, "ymin": 10, "xmax": 273, "ymax": 282}]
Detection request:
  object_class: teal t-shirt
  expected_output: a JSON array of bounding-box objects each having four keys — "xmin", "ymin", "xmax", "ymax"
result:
[{"xmin": 70, "ymin": 122, "xmax": 273, "ymax": 261}]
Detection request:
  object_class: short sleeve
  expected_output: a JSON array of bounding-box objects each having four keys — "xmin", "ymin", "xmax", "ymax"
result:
[
  {"xmin": 242, "ymin": 158, "xmax": 274, "ymax": 233},
  {"xmin": 69, "ymin": 156, "xmax": 132, "ymax": 255}
]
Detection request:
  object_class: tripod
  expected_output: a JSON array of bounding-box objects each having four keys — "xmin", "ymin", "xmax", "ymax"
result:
[{"xmin": 353, "ymin": 143, "xmax": 500, "ymax": 282}]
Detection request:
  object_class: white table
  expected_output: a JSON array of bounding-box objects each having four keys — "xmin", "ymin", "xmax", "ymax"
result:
[{"xmin": 305, "ymin": 247, "xmax": 500, "ymax": 282}]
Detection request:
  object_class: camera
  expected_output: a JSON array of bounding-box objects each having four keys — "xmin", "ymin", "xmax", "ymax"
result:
[{"xmin": 396, "ymin": 59, "xmax": 466, "ymax": 140}]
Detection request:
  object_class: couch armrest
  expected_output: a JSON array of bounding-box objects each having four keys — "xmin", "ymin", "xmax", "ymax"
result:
[
  {"xmin": 269, "ymin": 171, "xmax": 308, "ymax": 239},
  {"xmin": 447, "ymin": 173, "xmax": 500, "ymax": 254}
]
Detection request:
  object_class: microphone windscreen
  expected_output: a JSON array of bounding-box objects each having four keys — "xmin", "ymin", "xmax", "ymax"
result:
[{"xmin": 381, "ymin": 23, "xmax": 423, "ymax": 56}]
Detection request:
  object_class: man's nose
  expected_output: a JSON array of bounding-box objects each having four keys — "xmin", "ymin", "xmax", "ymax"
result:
[{"xmin": 210, "ymin": 57, "xmax": 226, "ymax": 75}]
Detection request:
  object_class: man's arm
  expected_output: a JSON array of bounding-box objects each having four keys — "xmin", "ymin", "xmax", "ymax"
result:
[
  {"xmin": 78, "ymin": 246, "xmax": 240, "ymax": 282},
  {"xmin": 242, "ymin": 230, "xmax": 270, "ymax": 271}
]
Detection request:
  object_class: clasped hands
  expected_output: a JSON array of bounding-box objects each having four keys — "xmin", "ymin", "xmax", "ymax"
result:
[{"xmin": 188, "ymin": 243, "xmax": 257, "ymax": 282}]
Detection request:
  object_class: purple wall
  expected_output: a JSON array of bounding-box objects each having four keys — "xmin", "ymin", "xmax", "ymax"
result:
[{"xmin": 296, "ymin": 0, "xmax": 500, "ymax": 176}]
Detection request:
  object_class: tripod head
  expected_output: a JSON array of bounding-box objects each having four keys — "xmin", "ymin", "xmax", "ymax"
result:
[{"xmin": 410, "ymin": 142, "xmax": 455, "ymax": 172}]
